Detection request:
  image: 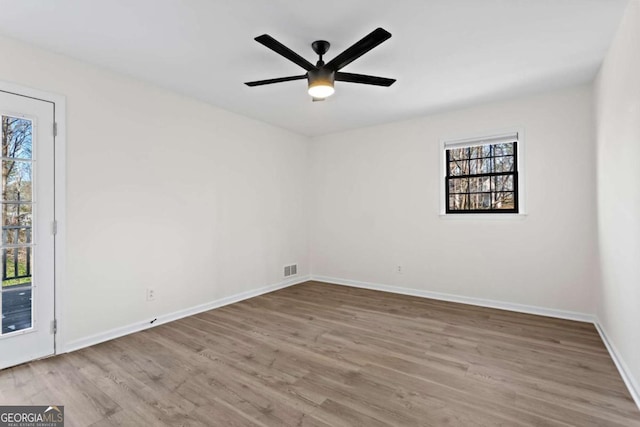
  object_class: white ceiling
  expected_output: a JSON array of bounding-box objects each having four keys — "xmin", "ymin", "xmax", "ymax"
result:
[{"xmin": 0, "ymin": 0, "xmax": 629, "ymax": 136}]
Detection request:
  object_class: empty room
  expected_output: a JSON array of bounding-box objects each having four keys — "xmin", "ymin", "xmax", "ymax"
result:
[{"xmin": 0, "ymin": 0, "xmax": 639, "ymax": 425}]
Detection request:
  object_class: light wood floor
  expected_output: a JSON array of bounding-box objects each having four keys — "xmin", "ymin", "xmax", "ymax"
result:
[{"xmin": 1, "ymin": 281, "xmax": 639, "ymax": 426}]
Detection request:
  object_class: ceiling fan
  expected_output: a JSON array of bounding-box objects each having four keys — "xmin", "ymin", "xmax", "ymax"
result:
[{"xmin": 245, "ymin": 27, "xmax": 396, "ymax": 101}]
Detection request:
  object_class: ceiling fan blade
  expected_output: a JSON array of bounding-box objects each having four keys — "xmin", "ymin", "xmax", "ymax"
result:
[
  {"xmin": 312, "ymin": 97, "xmax": 325, "ymax": 102},
  {"xmin": 254, "ymin": 35, "xmax": 316, "ymax": 71},
  {"xmin": 244, "ymin": 75, "xmax": 307, "ymax": 87},
  {"xmin": 335, "ymin": 72, "xmax": 396, "ymax": 86},
  {"xmin": 325, "ymin": 28, "xmax": 391, "ymax": 71}
]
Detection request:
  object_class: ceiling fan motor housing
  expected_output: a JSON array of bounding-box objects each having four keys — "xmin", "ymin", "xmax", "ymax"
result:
[{"xmin": 308, "ymin": 68, "xmax": 335, "ymax": 86}]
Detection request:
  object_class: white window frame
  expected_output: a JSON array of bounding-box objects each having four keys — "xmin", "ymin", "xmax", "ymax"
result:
[{"xmin": 439, "ymin": 128, "xmax": 526, "ymax": 219}]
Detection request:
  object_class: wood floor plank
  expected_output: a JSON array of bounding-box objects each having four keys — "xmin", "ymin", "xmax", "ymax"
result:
[{"xmin": 1, "ymin": 281, "xmax": 638, "ymax": 426}]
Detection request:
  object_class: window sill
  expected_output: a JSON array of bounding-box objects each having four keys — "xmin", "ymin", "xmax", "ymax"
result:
[{"xmin": 439, "ymin": 213, "xmax": 527, "ymax": 220}]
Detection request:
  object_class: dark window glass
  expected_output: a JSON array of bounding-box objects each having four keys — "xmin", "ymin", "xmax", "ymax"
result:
[{"xmin": 445, "ymin": 141, "xmax": 518, "ymax": 213}]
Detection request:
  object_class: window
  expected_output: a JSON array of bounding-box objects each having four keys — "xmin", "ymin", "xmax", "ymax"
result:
[{"xmin": 444, "ymin": 133, "xmax": 519, "ymax": 214}]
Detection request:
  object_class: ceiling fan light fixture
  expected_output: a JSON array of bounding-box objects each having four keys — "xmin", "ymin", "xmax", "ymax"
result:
[
  {"xmin": 307, "ymin": 68, "xmax": 335, "ymax": 99},
  {"xmin": 308, "ymin": 83, "xmax": 334, "ymax": 98}
]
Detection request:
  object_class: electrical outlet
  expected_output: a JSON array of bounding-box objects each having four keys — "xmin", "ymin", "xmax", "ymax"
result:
[
  {"xmin": 146, "ymin": 288, "xmax": 156, "ymax": 301},
  {"xmin": 396, "ymin": 265, "xmax": 403, "ymax": 275}
]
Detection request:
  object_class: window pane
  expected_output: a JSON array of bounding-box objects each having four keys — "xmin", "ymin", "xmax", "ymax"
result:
[
  {"xmin": 469, "ymin": 177, "xmax": 491, "ymax": 192},
  {"xmin": 470, "ymin": 159, "xmax": 479, "ymax": 175},
  {"xmin": 449, "ymin": 147, "xmax": 469, "ymax": 161},
  {"xmin": 481, "ymin": 159, "xmax": 491, "ymax": 173},
  {"xmin": 448, "ymin": 194, "xmax": 469, "ymax": 210},
  {"xmin": 469, "ymin": 144, "xmax": 491, "ymax": 159},
  {"xmin": 494, "ymin": 156, "xmax": 514, "ymax": 173},
  {"xmin": 469, "ymin": 177, "xmax": 478, "ymax": 192},
  {"xmin": 492, "ymin": 192, "xmax": 515, "ymax": 209},
  {"xmin": 1, "ymin": 116, "xmax": 32, "ymax": 160},
  {"xmin": 494, "ymin": 142, "xmax": 514, "ymax": 156},
  {"xmin": 492, "ymin": 175, "xmax": 514, "ymax": 191},
  {"xmin": 449, "ymin": 160, "xmax": 469, "ymax": 176},
  {"xmin": 448, "ymin": 178, "xmax": 468, "ymax": 194},
  {"xmin": 2, "ymin": 160, "xmax": 32, "ymax": 202},
  {"xmin": 470, "ymin": 159, "xmax": 492, "ymax": 174},
  {"xmin": 470, "ymin": 193, "xmax": 492, "ymax": 209},
  {"xmin": 482, "ymin": 176, "xmax": 491, "ymax": 191}
]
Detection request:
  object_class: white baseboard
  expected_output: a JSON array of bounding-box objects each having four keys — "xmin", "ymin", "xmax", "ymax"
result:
[
  {"xmin": 594, "ymin": 322, "xmax": 640, "ymax": 409},
  {"xmin": 310, "ymin": 275, "xmax": 595, "ymax": 322},
  {"xmin": 311, "ymin": 275, "xmax": 640, "ymax": 411},
  {"xmin": 62, "ymin": 275, "xmax": 310, "ymax": 354}
]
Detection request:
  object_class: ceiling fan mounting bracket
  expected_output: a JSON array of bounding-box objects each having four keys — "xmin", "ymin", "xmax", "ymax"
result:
[{"xmin": 311, "ymin": 40, "xmax": 330, "ymax": 57}]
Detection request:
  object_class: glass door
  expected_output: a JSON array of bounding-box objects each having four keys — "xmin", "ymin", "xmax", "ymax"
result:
[{"xmin": 0, "ymin": 91, "xmax": 55, "ymax": 369}]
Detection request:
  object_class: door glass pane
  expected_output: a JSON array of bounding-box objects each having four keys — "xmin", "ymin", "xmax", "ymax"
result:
[
  {"xmin": 1, "ymin": 223, "xmax": 32, "ymax": 246},
  {"xmin": 2, "ymin": 247, "xmax": 32, "ymax": 284},
  {"xmin": 1, "ymin": 284, "xmax": 32, "ymax": 334},
  {"xmin": 2, "ymin": 160, "xmax": 32, "ymax": 202},
  {"xmin": 1, "ymin": 116, "xmax": 32, "ymax": 160},
  {"xmin": 2, "ymin": 203, "xmax": 32, "ymax": 228},
  {"xmin": 1, "ymin": 115, "xmax": 34, "ymax": 335},
  {"xmin": 2, "ymin": 246, "xmax": 33, "ymax": 335}
]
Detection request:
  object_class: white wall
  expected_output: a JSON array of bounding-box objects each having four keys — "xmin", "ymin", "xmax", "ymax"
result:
[
  {"xmin": 0, "ymin": 35, "xmax": 310, "ymax": 347},
  {"xmin": 310, "ymin": 84, "xmax": 598, "ymax": 314},
  {"xmin": 595, "ymin": 0, "xmax": 640, "ymax": 400}
]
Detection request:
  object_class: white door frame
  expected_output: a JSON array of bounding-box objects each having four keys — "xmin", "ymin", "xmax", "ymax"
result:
[{"xmin": 0, "ymin": 80, "xmax": 66, "ymax": 356}]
